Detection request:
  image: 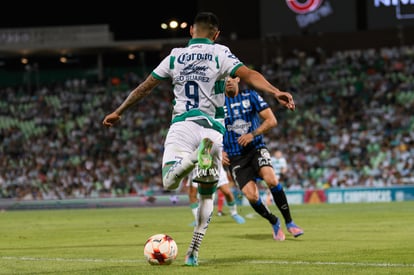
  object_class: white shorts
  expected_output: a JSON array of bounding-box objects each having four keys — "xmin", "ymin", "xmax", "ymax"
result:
[{"xmin": 163, "ymin": 120, "xmax": 223, "ymax": 182}]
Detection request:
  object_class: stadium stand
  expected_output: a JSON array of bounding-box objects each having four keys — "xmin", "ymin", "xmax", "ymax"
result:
[{"xmin": 1, "ymin": 44, "xmax": 413, "ymax": 200}]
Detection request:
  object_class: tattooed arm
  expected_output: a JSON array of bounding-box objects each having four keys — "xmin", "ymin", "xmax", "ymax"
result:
[{"xmin": 102, "ymin": 75, "xmax": 161, "ymax": 127}]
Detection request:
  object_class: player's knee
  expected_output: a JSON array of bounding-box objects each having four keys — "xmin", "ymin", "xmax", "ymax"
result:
[
  {"xmin": 265, "ymin": 180, "xmax": 279, "ymax": 189},
  {"xmin": 243, "ymin": 191, "xmax": 259, "ymax": 202},
  {"xmin": 162, "ymin": 164, "xmax": 180, "ymax": 190}
]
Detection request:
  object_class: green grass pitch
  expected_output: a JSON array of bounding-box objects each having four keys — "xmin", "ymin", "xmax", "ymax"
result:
[{"xmin": 0, "ymin": 201, "xmax": 413, "ymax": 274}]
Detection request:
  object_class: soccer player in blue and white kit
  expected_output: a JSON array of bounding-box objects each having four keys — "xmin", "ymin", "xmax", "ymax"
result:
[
  {"xmin": 222, "ymin": 76, "xmax": 303, "ymax": 241},
  {"xmin": 103, "ymin": 12, "xmax": 295, "ymax": 266}
]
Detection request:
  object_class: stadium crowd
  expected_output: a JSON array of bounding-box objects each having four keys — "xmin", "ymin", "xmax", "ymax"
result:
[{"xmin": 0, "ymin": 45, "xmax": 413, "ymax": 200}]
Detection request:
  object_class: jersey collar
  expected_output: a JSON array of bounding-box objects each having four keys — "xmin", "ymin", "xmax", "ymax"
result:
[{"xmin": 188, "ymin": 38, "xmax": 214, "ymax": 46}]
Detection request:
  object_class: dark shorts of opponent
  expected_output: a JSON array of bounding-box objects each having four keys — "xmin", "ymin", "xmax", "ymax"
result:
[{"xmin": 228, "ymin": 147, "xmax": 272, "ymax": 189}]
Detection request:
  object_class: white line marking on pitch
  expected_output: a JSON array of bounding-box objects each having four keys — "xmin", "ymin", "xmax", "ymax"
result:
[
  {"xmin": 248, "ymin": 260, "xmax": 414, "ymax": 267},
  {"xmin": 1, "ymin": 256, "xmax": 413, "ymax": 267},
  {"xmin": 0, "ymin": 256, "xmax": 143, "ymax": 263}
]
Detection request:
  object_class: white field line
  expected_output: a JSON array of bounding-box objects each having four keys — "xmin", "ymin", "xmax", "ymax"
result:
[
  {"xmin": 248, "ymin": 260, "xmax": 414, "ymax": 267},
  {"xmin": 1, "ymin": 256, "xmax": 413, "ymax": 267},
  {"xmin": 0, "ymin": 256, "xmax": 142, "ymax": 263}
]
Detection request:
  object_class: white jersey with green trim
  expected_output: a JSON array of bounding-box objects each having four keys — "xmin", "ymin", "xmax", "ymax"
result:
[
  {"xmin": 152, "ymin": 38, "xmax": 243, "ymax": 124},
  {"xmin": 271, "ymin": 156, "xmax": 287, "ymax": 179}
]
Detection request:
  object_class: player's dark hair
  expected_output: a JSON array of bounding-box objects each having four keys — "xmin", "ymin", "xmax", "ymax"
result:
[{"xmin": 194, "ymin": 12, "xmax": 219, "ymax": 30}]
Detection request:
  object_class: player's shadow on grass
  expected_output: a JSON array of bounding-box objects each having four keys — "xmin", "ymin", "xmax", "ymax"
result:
[
  {"xmin": 201, "ymin": 256, "xmax": 263, "ymax": 265},
  {"xmin": 229, "ymin": 233, "xmax": 302, "ymax": 241},
  {"xmin": 236, "ymin": 233, "xmax": 275, "ymax": 240}
]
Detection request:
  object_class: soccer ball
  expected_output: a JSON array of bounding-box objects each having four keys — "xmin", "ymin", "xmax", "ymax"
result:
[{"xmin": 144, "ymin": 233, "xmax": 178, "ymax": 265}]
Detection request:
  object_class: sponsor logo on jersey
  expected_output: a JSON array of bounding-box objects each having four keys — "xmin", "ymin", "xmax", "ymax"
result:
[
  {"xmin": 227, "ymin": 119, "xmax": 251, "ymax": 135},
  {"xmin": 177, "ymin": 53, "xmax": 213, "ymax": 64}
]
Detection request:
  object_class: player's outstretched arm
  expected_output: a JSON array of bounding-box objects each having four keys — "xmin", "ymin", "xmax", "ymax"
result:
[
  {"xmin": 102, "ymin": 75, "xmax": 161, "ymax": 127},
  {"xmin": 235, "ymin": 66, "xmax": 295, "ymax": 111}
]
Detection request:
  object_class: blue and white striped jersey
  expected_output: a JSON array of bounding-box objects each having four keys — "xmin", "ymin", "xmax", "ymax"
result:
[{"xmin": 223, "ymin": 89, "xmax": 270, "ymax": 157}]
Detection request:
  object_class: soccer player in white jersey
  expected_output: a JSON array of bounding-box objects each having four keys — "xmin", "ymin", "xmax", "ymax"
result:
[
  {"xmin": 271, "ymin": 150, "xmax": 288, "ymax": 185},
  {"xmin": 102, "ymin": 12, "xmax": 295, "ymax": 266}
]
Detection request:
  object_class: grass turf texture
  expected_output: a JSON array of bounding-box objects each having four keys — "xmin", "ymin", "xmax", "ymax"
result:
[{"xmin": 0, "ymin": 201, "xmax": 413, "ymax": 274}]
